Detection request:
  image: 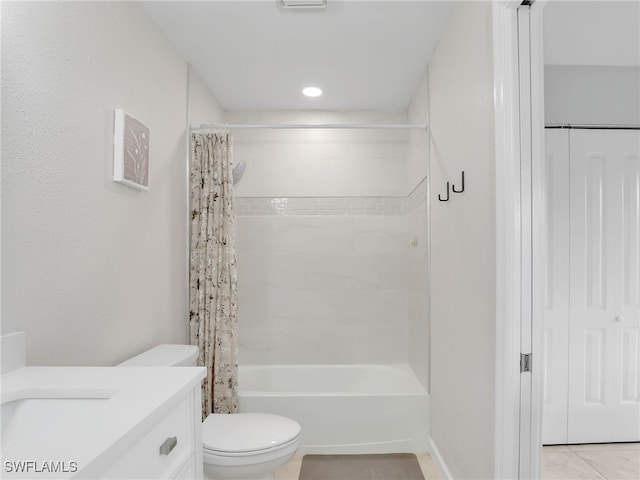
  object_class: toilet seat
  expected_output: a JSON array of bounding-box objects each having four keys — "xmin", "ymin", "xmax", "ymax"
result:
[
  {"xmin": 202, "ymin": 413, "xmax": 301, "ymax": 455},
  {"xmin": 203, "ymin": 435, "xmax": 300, "ymax": 457},
  {"xmin": 202, "ymin": 435, "xmax": 301, "ymax": 468}
]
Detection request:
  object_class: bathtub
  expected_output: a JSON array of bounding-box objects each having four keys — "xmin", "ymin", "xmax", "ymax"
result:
[{"xmin": 238, "ymin": 364, "xmax": 429, "ymax": 454}]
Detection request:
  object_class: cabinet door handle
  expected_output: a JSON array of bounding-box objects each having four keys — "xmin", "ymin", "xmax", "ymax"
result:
[{"xmin": 159, "ymin": 436, "xmax": 177, "ymax": 455}]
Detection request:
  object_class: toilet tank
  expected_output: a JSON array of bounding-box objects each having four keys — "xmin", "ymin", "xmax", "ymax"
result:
[{"xmin": 117, "ymin": 344, "xmax": 199, "ymax": 367}]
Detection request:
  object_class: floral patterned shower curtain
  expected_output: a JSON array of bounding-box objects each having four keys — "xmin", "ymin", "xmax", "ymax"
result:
[{"xmin": 189, "ymin": 132, "xmax": 238, "ymax": 417}]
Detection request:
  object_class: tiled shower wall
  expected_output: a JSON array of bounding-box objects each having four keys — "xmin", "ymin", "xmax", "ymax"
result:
[
  {"xmin": 231, "ymin": 110, "xmax": 428, "ymax": 372},
  {"xmin": 235, "ymin": 210, "xmax": 409, "ymax": 364},
  {"xmin": 230, "ymin": 111, "xmax": 409, "ymax": 198}
]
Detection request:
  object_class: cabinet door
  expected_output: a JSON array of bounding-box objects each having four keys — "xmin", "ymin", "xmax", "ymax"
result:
[
  {"xmin": 567, "ymin": 129, "xmax": 640, "ymax": 443},
  {"xmin": 542, "ymin": 129, "xmax": 571, "ymax": 445},
  {"xmin": 101, "ymin": 395, "xmax": 195, "ymax": 479}
]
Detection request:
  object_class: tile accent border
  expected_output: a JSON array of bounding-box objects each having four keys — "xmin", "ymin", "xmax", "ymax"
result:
[{"xmin": 234, "ymin": 176, "xmax": 428, "ymax": 216}]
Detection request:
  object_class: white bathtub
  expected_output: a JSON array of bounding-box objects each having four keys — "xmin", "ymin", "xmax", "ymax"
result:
[{"xmin": 238, "ymin": 364, "xmax": 429, "ymax": 454}]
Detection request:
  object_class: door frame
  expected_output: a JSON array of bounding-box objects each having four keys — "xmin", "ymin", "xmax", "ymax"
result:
[
  {"xmin": 529, "ymin": 3, "xmax": 547, "ymax": 477},
  {"xmin": 493, "ymin": 1, "xmax": 546, "ymax": 478},
  {"xmin": 492, "ymin": 3, "xmax": 523, "ymax": 478}
]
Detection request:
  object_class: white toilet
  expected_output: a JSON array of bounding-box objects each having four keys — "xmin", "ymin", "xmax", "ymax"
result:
[{"xmin": 118, "ymin": 345, "xmax": 301, "ymax": 480}]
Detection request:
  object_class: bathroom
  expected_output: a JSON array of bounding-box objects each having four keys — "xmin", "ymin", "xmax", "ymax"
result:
[{"xmin": 1, "ymin": 1, "xmax": 638, "ymax": 479}]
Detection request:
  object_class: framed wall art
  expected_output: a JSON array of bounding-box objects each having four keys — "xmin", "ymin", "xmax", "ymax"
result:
[{"xmin": 113, "ymin": 109, "xmax": 150, "ymax": 191}]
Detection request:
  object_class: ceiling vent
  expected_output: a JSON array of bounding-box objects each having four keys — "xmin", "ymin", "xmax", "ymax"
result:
[{"xmin": 279, "ymin": 0, "xmax": 327, "ymax": 10}]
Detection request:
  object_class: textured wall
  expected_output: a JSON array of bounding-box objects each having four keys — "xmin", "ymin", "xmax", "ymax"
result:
[
  {"xmin": 1, "ymin": 1, "xmax": 222, "ymax": 365},
  {"xmin": 427, "ymin": 2, "xmax": 496, "ymax": 478}
]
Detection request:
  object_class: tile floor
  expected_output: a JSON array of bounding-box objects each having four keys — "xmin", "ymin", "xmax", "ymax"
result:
[
  {"xmin": 275, "ymin": 444, "xmax": 640, "ymax": 480},
  {"xmin": 543, "ymin": 443, "xmax": 640, "ymax": 480},
  {"xmin": 275, "ymin": 452, "xmax": 441, "ymax": 480}
]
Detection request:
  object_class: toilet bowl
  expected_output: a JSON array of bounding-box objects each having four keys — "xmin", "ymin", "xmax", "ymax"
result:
[
  {"xmin": 118, "ymin": 345, "xmax": 301, "ymax": 480},
  {"xmin": 202, "ymin": 413, "xmax": 301, "ymax": 480}
]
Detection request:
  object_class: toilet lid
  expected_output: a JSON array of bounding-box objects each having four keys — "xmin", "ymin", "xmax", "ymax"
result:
[{"xmin": 202, "ymin": 413, "xmax": 301, "ymax": 453}]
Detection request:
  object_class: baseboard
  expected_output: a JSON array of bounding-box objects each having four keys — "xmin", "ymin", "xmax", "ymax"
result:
[{"xmin": 428, "ymin": 437, "xmax": 453, "ymax": 480}]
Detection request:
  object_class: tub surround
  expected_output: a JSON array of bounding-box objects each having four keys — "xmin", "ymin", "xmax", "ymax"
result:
[
  {"xmin": 1, "ymin": 365, "xmax": 205, "ymax": 478},
  {"xmin": 229, "ymin": 106, "xmax": 430, "ymax": 393}
]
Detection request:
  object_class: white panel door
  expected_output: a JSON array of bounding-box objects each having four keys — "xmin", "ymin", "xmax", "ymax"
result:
[
  {"xmin": 568, "ymin": 129, "xmax": 640, "ymax": 443},
  {"xmin": 542, "ymin": 129, "xmax": 571, "ymax": 445}
]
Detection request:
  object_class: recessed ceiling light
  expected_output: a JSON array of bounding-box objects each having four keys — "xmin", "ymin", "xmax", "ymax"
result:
[{"xmin": 303, "ymin": 86, "xmax": 322, "ymax": 97}]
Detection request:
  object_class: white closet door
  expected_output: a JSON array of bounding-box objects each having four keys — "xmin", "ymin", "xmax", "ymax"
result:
[
  {"xmin": 542, "ymin": 129, "xmax": 571, "ymax": 445},
  {"xmin": 568, "ymin": 129, "xmax": 640, "ymax": 443}
]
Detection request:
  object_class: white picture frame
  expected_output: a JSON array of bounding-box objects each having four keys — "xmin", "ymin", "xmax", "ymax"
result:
[{"xmin": 113, "ymin": 109, "xmax": 150, "ymax": 191}]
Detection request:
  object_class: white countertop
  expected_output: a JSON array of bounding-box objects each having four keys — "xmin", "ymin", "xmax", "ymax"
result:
[{"xmin": 1, "ymin": 366, "xmax": 206, "ymax": 478}]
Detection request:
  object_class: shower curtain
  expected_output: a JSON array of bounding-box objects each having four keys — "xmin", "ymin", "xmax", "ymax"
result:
[{"xmin": 189, "ymin": 132, "xmax": 238, "ymax": 416}]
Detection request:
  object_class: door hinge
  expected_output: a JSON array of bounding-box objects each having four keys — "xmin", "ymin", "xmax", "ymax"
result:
[{"xmin": 520, "ymin": 353, "xmax": 532, "ymax": 373}]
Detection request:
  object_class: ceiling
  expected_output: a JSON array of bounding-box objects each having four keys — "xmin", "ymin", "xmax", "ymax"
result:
[
  {"xmin": 141, "ymin": 0, "xmax": 453, "ymax": 111},
  {"xmin": 142, "ymin": 1, "xmax": 640, "ymax": 112}
]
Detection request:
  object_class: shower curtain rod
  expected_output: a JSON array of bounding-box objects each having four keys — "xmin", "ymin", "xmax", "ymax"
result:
[{"xmin": 191, "ymin": 123, "xmax": 428, "ymax": 131}]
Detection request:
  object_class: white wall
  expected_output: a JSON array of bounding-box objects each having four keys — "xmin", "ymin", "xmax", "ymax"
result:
[
  {"xmin": 1, "ymin": 1, "xmax": 223, "ymax": 366},
  {"xmin": 545, "ymin": 65, "xmax": 640, "ymax": 126},
  {"xmin": 188, "ymin": 68, "xmax": 226, "ymax": 127},
  {"xmin": 407, "ymin": 69, "xmax": 430, "ymax": 389},
  {"xmin": 427, "ymin": 2, "xmax": 496, "ymax": 478}
]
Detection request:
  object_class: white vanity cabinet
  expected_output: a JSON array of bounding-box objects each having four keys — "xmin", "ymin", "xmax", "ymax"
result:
[
  {"xmin": 1, "ymin": 362, "xmax": 205, "ymax": 480},
  {"xmin": 99, "ymin": 386, "xmax": 203, "ymax": 479}
]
